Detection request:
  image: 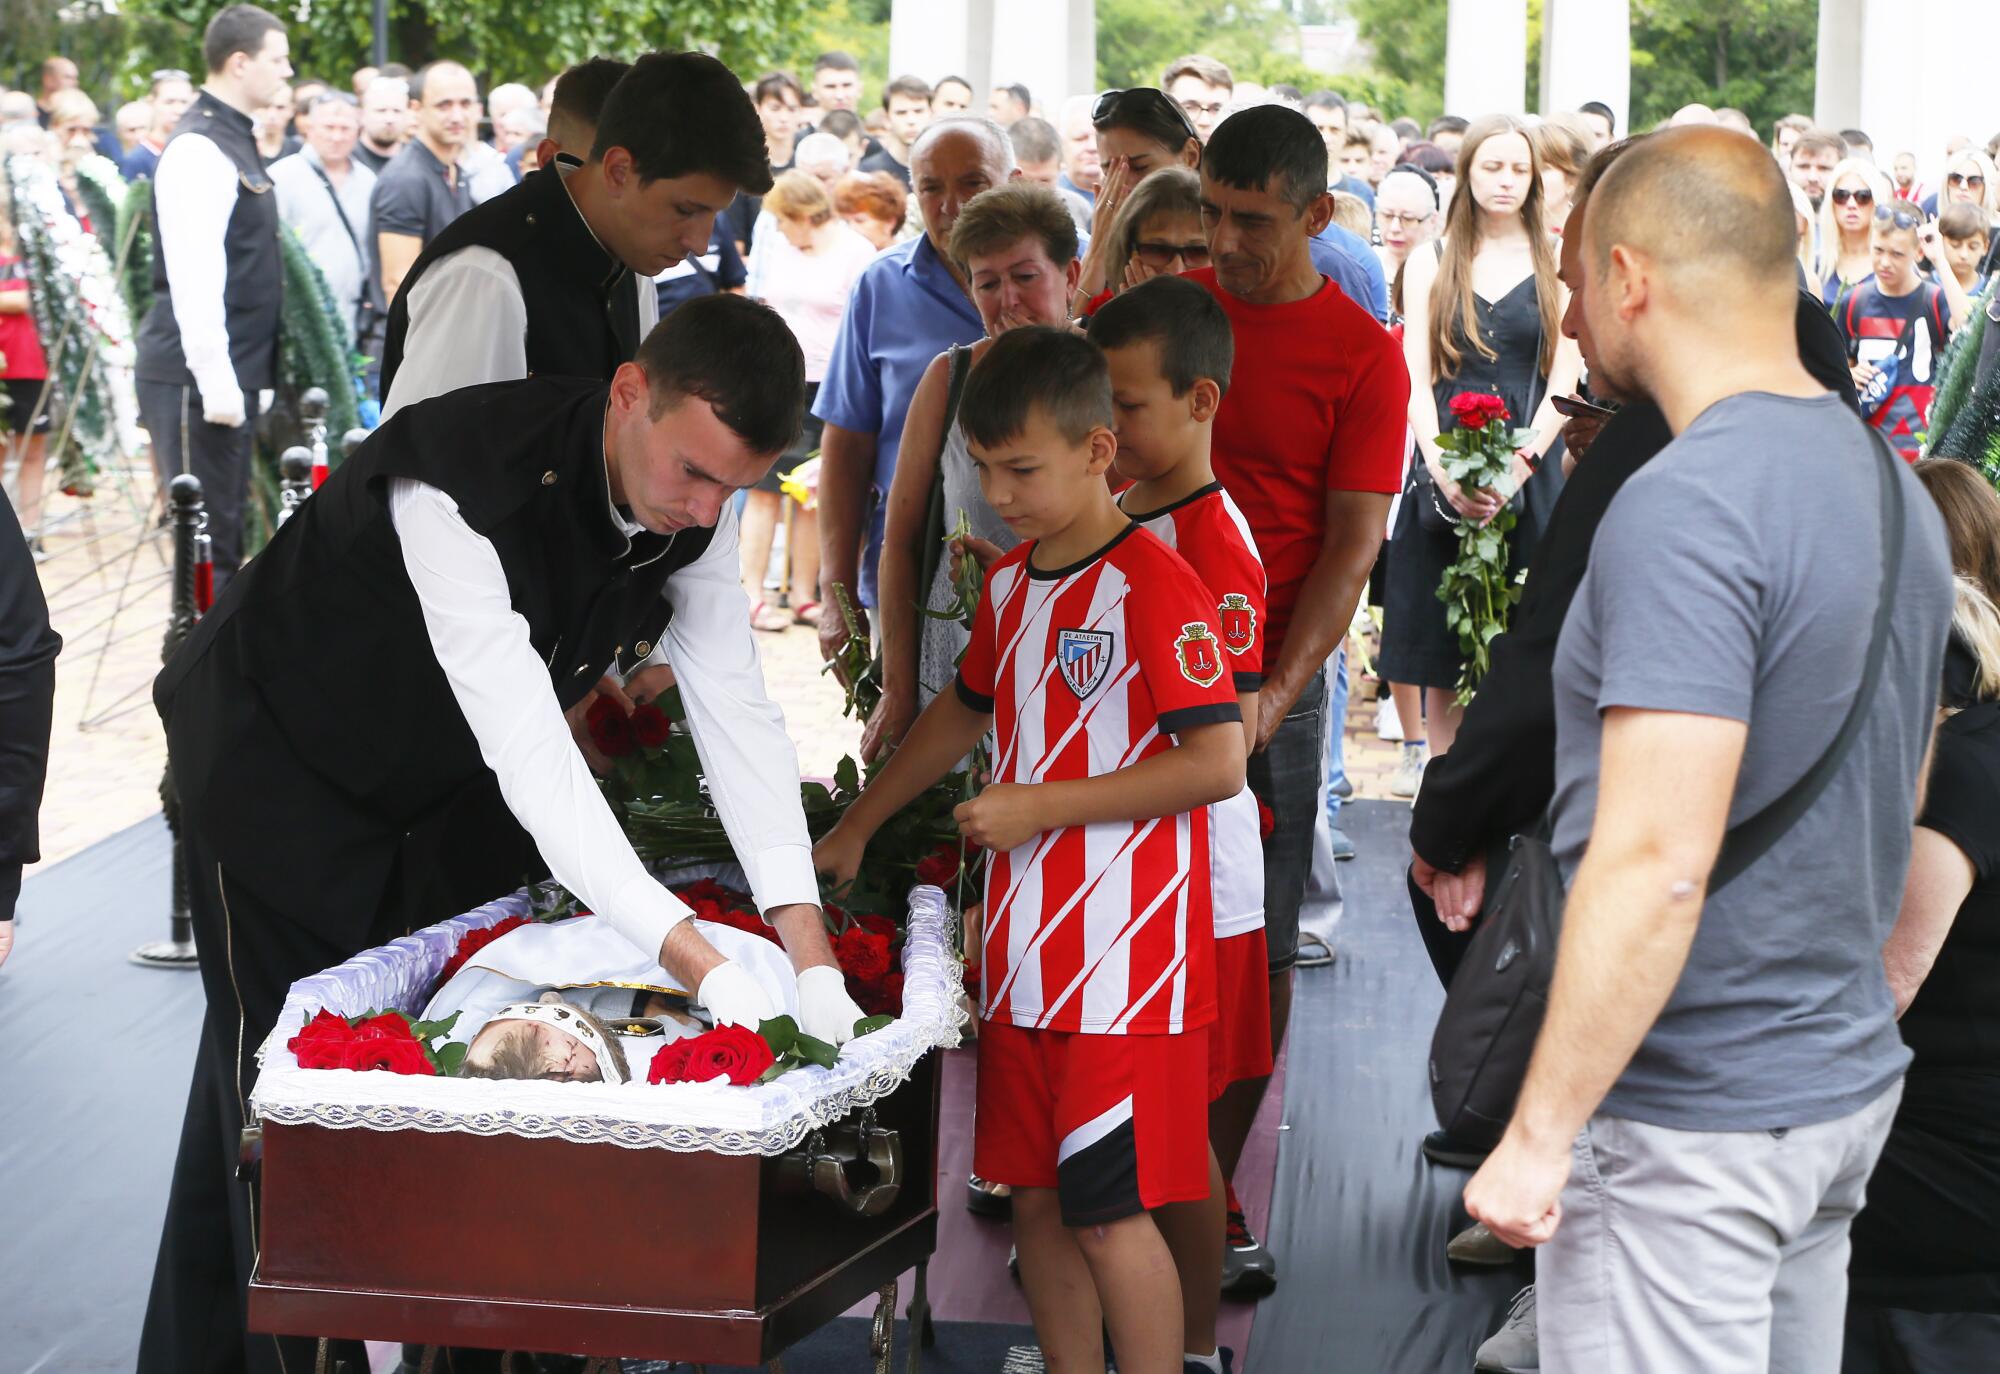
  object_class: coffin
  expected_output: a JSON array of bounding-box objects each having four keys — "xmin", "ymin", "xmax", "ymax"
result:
[{"xmin": 245, "ymin": 874, "xmax": 963, "ymax": 1365}]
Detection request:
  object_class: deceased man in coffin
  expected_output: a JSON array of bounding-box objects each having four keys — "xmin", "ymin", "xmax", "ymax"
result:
[{"xmin": 427, "ymin": 914, "xmax": 800, "ymax": 1083}]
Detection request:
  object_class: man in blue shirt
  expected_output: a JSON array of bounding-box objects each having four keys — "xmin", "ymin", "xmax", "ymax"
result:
[
  {"xmin": 1313, "ymin": 221, "xmax": 1389, "ymax": 322},
  {"xmin": 812, "ymin": 118, "xmax": 1004, "ymax": 667}
]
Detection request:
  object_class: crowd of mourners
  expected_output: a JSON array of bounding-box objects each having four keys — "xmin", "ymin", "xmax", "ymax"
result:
[{"xmin": 7, "ymin": 10, "xmax": 2000, "ymax": 1374}]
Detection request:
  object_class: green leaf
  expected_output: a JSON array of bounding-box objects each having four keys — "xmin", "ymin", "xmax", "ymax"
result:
[
  {"xmin": 758, "ymin": 1014, "xmax": 799, "ymax": 1057},
  {"xmin": 851, "ymin": 1013, "xmax": 896, "ymax": 1039},
  {"xmin": 793, "ymin": 1031, "xmax": 840, "ymax": 1069},
  {"xmin": 834, "ymin": 754, "xmax": 862, "ymax": 798},
  {"xmin": 408, "ymin": 1010, "xmax": 462, "ymax": 1042},
  {"xmin": 659, "ymin": 685, "xmax": 687, "ymax": 724},
  {"xmin": 755, "ymin": 1054, "xmax": 802, "ymax": 1084},
  {"xmin": 434, "ymin": 1041, "xmax": 468, "ymax": 1077}
]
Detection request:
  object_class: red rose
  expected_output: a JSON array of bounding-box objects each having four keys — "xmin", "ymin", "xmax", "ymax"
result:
[
  {"xmin": 353, "ymin": 1011, "xmax": 416, "ymax": 1039},
  {"xmin": 914, "ymin": 843, "xmax": 961, "ymax": 887},
  {"xmin": 651, "ymin": 1025, "xmax": 776, "ymax": 1085},
  {"xmin": 1256, "ymin": 798, "xmax": 1275, "ymax": 841},
  {"xmin": 586, "ymin": 694, "xmax": 637, "ymax": 758},
  {"xmin": 629, "ymin": 703, "xmax": 671, "ymax": 749},
  {"xmin": 1447, "ymin": 392, "xmax": 1511, "ymax": 428},
  {"xmin": 836, "ymin": 927, "xmax": 893, "ymax": 983},
  {"xmin": 436, "ymin": 915, "xmax": 529, "ymax": 986},
  {"xmin": 342, "ymin": 1037, "xmax": 437, "ymax": 1075},
  {"xmin": 288, "ymin": 1009, "xmax": 355, "ymax": 1069}
]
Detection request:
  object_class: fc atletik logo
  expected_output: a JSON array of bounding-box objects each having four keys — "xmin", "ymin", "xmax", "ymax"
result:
[
  {"xmin": 1175, "ymin": 623, "xmax": 1224, "ymax": 686},
  {"xmin": 1058, "ymin": 628, "xmax": 1114, "ymax": 698},
  {"xmin": 1218, "ymin": 594, "xmax": 1256, "ymax": 656}
]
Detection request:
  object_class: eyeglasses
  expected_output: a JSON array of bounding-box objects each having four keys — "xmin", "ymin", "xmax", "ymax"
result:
[
  {"xmin": 1092, "ymin": 88, "xmax": 1199, "ymax": 147},
  {"xmin": 1873, "ymin": 204, "xmax": 1923, "ymax": 230},
  {"xmin": 1132, "ymin": 240, "xmax": 1210, "ymax": 268},
  {"xmin": 1830, "ymin": 186, "xmax": 1874, "ymax": 207},
  {"xmin": 1948, "ymin": 171, "xmax": 1986, "ymax": 189},
  {"xmin": 1179, "ymin": 98, "xmax": 1226, "ymax": 119},
  {"xmin": 1378, "ymin": 210, "xmax": 1433, "ymax": 228}
]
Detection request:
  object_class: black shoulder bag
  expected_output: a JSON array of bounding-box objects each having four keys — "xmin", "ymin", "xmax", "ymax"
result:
[{"xmin": 1429, "ymin": 430, "xmax": 1909, "ymax": 1149}]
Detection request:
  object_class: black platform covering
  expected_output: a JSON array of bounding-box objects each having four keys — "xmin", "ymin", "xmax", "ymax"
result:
[{"xmin": 5, "ymin": 804, "xmax": 1522, "ymax": 1372}]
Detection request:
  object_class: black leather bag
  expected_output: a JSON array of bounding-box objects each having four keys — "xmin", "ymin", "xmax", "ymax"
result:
[{"xmin": 1428, "ymin": 431, "xmax": 1909, "ymax": 1149}]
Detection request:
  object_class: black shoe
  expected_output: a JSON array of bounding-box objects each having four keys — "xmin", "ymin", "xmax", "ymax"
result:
[
  {"xmin": 1220, "ymin": 1206, "xmax": 1277, "ymax": 1298},
  {"xmin": 966, "ymin": 1172, "xmax": 1012, "ymax": 1217},
  {"xmin": 1331, "ymin": 775, "xmax": 1354, "ymax": 801},
  {"xmin": 1420, "ymin": 1129, "xmax": 1492, "ymax": 1169}
]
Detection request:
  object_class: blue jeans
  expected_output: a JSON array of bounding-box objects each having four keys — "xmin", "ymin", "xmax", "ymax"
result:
[{"xmin": 1325, "ymin": 647, "xmax": 1348, "ymax": 824}]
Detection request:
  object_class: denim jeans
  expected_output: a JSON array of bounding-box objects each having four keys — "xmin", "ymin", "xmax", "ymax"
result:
[{"xmin": 1325, "ymin": 646, "xmax": 1349, "ymax": 824}]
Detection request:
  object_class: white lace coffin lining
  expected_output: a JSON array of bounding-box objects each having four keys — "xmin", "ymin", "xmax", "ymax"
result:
[{"xmin": 249, "ymin": 868, "xmax": 966, "ymax": 1154}]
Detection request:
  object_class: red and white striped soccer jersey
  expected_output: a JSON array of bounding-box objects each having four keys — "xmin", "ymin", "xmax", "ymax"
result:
[
  {"xmin": 955, "ymin": 524, "xmax": 1242, "ymax": 1034},
  {"xmin": 1121, "ymin": 483, "xmax": 1268, "ymax": 939}
]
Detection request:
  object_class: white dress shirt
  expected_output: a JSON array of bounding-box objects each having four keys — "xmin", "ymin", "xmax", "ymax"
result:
[{"xmin": 151, "ymin": 131, "xmax": 248, "ymax": 418}]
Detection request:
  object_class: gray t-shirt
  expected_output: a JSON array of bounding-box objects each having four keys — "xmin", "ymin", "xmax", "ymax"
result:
[{"xmin": 1551, "ymin": 391, "xmax": 1953, "ymax": 1132}]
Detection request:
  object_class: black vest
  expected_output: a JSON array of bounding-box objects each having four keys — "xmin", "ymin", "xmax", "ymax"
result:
[
  {"xmin": 135, "ymin": 91, "xmax": 281, "ymax": 389},
  {"xmin": 155, "ymin": 377, "xmax": 714, "ymax": 939},
  {"xmin": 379, "ymin": 165, "xmax": 641, "ymax": 402}
]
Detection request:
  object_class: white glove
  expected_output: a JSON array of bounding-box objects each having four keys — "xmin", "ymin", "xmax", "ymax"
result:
[
  {"xmin": 200, "ymin": 381, "xmax": 247, "ymax": 428},
  {"xmin": 696, "ymin": 959, "xmax": 778, "ymax": 1030},
  {"xmin": 796, "ymin": 964, "xmax": 869, "ymax": 1046}
]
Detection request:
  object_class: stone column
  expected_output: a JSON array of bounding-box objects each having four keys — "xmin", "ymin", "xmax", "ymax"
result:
[
  {"xmin": 1539, "ymin": 0, "xmax": 1629, "ymax": 136},
  {"xmin": 1853, "ymin": 0, "xmax": 1988, "ymax": 183},
  {"xmin": 985, "ymin": 0, "xmax": 1096, "ymax": 116},
  {"xmin": 1443, "ymin": 0, "xmax": 1528, "ymax": 118},
  {"xmin": 890, "ymin": 0, "xmax": 991, "ymax": 101},
  {"xmin": 1813, "ymin": 0, "xmax": 1865, "ymax": 137}
]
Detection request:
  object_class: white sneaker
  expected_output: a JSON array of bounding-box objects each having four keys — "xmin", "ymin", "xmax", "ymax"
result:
[
  {"xmin": 1375, "ymin": 696, "xmax": 1403, "ymax": 742},
  {"xmin": 1390, "ymin": 741, "xmax": 1429, "ymax": 798}
]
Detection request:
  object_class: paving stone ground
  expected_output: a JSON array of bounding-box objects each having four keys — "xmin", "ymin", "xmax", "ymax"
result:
[{"xmin": 25, "ymin": 466, "xmax": 1401, "ymax": 878}]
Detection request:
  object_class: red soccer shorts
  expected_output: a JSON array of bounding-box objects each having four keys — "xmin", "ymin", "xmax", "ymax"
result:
[
  {"xmin": 1208, "ymin": 928, "xmax": 1274, "ymax": 1101},
  {"xmin": 974, "ymin": 1016, "xmax": 1210, "ymax": 1226}
]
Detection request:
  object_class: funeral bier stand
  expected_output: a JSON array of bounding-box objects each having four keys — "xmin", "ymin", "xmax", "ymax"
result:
[{"xmin": 244, "ymin": 877, "xmax": 960, "ymax": 1372}]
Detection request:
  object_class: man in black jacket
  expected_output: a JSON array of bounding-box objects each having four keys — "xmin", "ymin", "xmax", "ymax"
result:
[{"xmin": 0, "ymin": 498, "xmax": 59, "ymax": 966}]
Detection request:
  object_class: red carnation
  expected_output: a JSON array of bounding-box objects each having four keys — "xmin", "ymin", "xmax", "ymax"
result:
[
  {"xmin": 436, "ymin": 915, "xmax": 529, "ymax": 986},
  {"xmin": 342, "ymin": 1037, "xmax": 437, "ymax": 1075},
  {"xmin": 586, "ymin": 694, "xmax": 637, "ymax": 758},
  {"xmin": 1447, "ymin": 392, "xmax": 1511, "ymax": 429},
  {"xmin": 630, "ymin": 703, "xmax": 671, "ymax": 749},
  {"xmin": 914, "ymin": 843, "xmax": 961, "ymax": 887},
  {"xmin": 1256, "ymin": 798, "xmax": 1275, "ymax": 841},
  {"xmin": 650, "ymin": 1025, "xmax": 775, "ymax": 1085},
  {"xmin": 836, "ymin": 927, "xmax": 893, "ymax": 983},
  {"xmin": 854, "ymin": 911, "xmax": 899, "ymax": 942},
  {"xmin": 852, "ymin": 971, "xmax": 905, "ymax": 1017}
]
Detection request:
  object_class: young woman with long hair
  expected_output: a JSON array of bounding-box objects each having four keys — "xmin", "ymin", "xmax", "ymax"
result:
[
  {"xmin": 1376, "ymin": 113, "xmax": 1582, "ymax": 791},
  {"xmin": 1814, "ymin": 157, "xmax": 1893, "ymax": 309},
  {"xmin": 1068, "ymin": 88, "xmax": 1202, "ymax": 311}
]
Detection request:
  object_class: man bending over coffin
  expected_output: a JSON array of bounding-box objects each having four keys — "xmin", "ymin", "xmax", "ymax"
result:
[{"xmin": 139, "ymin": 292, "xmax": 865, "ymax": 1374}]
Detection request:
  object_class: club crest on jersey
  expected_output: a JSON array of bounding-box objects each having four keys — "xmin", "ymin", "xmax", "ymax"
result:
[
  {"xmin": 1057, "ymin": 628, "xmax": 1114, "ymax": 698},
  {"xmin": 1218, "ymin": 594, "xmax": 1256, "ymax": 656},
  {"xmin": 1175, "ymin": 623, "xmax": 1224, "ymax": 687}
]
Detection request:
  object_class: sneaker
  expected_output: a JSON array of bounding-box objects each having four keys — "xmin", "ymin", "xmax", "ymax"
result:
[
  {"xmin": 1328, "ymin": 826, "xmax": 1355, "ymax": 861},
  {"xmin": 1375, "ymin": 695, "xmax": 1403, "ymax": 741},
  {"xmin": 1183, "ymin": 1348, "xmax": 1235, "ymax": 1374},
  {"xmin": 966, "ymin": 1172, "xmax": 1012, "ymax": 1217},
  {"xmin": 1219, "ymin": 1184, "xmax": 1277, "ymax": 1298},
  {"xmin": 1475, "ymin": 1285, "xmax": 1538, "ymax": 1372},
  {"xmin": 1389, "ymin": 741, "xmax": 1429, "ymax": 799}
]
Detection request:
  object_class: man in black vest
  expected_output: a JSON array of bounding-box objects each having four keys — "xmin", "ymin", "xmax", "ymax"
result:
[
  {"xmin": 134, "ymin": 4, "xmax": 291, "ymax": 590},
  {"xmin": 379, "ymin": 48, "xmax": 769, "ymax": 419},
  {"xmin": 139, "ymin": 296, "xmax": 862, "ymax": 1373}
]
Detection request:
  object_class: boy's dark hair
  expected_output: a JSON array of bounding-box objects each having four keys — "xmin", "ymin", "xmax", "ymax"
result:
[
  {"xmin": 1391, "ymin": 116, "xmax": 1421, "ymax": 142},
  {"xmin": 1008, "ymin": 115, "xmax": 1061, "ymax": 165},
  {"xmin": 814, "ymin": 51, "xmax": 860, "ymax": 76},
  {"xmin": 1840, "ymin": 127, "xmax": 1873, "ymax": 151},
  {"xmin": 753, "ymin": 71, "xmax": 803, "ymax": 107},
  {"xmin": 1272, "ymin": 83, "xmax": 1304, "ymax": 104},
  {"xmin": 1578, "ymin": 100, "xmax": 1615, "ymax": 133},
  {"xmin": 884, "ymin": 74, "xmax": 932, "ymax": 108},
  {"xmin": 548, "ymin": 57, "xmax": 630, "ymax": 142},
  {"xmin": 1304, "ymin": 89, "xmax": 1346, "ymax": 114},
  {"xmin": 1426, "ymin": 114, "xmax": 1469, "ymax": 139},
  {"xmin": 818, "ymin": 108, "xmax": 863, "ymax": 141},
  {"xmin": 637, "ymin": 293, "xmax": 804, "ymax": 456},
  {"xmin": 937, "ymin": 75, "xmax": 973, "ymax": 97},
  {"xmin": 592, "ymin": 51, "xmax": 772, "ymax": 195},
  {"xmin": 997, "ymin": 82, "xmax": 1032, "ymax": 111},
  {"xmin": 1341, "ymin": 127, "xmax": 1373, "ymax": 152},
  {"xmin": 1206, "ymin": 105, "xmax": 1328, "ymax": 214},
  {"xmin": 1088, "ymin": 275, "xmax": 1233, "ymax": 401},
  {"xmin": 377, "ymin": 61, "xmax": 412, "ymax": 81},
  {"xmin": 959, "ymin": 327, "xmax": 1113, "ymax": 451},
  {"xmin": 203, "ymin": 4, "xmax": 284, "ymax": 76},
  {"xmin": 1939, "ymin": 201, "xmax": 1990, "ymax": 242}
]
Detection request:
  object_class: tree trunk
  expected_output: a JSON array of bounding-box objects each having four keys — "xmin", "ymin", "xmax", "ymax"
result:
[{"xmin": 1715, "ymin": 23, "xmax": 1730, "ymax": 90}]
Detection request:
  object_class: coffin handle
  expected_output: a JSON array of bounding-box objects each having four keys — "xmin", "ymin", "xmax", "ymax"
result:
[
  {"xmin": 237, "ymin": 1126, "xmax": 263, "ymax": 1183},
  {"xmin": 784, "ymin": 1109, "xmax": 902, "ymax": 1218}
]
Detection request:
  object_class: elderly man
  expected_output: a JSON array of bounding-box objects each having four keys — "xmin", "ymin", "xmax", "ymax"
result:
[
  {"xmin": 1009, "ymin": 116, "xmax": 1091, "ymax": 233},
  {"xmin": 1056, "ymin": 93, "xmax": 1100, "ymax": 203},
  {"xmin": 1463, "ymin": 125, "xmax": 1952, "ymax": 1373},
  {"xmin": 269, "ymin": 92, "xmax": 377, "ymax": 349},
  {"xmin": 372, "ymin": 61, "xmax": 478, "ymax": 301},
  {"xmin": 353, "ymin": 72, "xmax": 407, "ymax": 172},
  {"xmin": 813, "ymin": 117, "xmax": 1007, "ymax": 669}
]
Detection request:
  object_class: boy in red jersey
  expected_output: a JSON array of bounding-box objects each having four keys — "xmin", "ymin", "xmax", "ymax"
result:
[
  {"xmin": 815, "ymin": 325, "xmax": 1247, "ymax": 1374},
  {"xmin": 1095, "ymin": 275, "xmax": 1268, "ymax": 1374}
]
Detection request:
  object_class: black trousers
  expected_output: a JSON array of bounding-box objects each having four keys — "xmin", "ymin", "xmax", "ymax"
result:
[
  {"xmin": 136, "ymin": 827, "xmax": 384, "ymax": 1374},
  {"xmin": 138, "ymin": 380, "xmax": 261, "ymax": 587}
]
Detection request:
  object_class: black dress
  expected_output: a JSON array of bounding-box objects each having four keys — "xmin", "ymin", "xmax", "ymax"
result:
[{"xmin": 1379, "ymin": 270, "xmax": 1564, "ymax": 691}]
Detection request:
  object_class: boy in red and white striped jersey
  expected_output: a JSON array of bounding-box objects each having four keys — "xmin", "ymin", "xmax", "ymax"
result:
[
  {"xmin": 816, "ymin": 326, "xmax": 1247, "ymax": 1374},
  {"xmin": 1096, "ymin": 276, "xmax": 1269, "ymax": 1374}
]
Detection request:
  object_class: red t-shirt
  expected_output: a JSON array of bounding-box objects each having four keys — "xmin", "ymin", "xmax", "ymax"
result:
[
  {"xmin": 955, "ymin": 525, "xmax": 1240, "ymax": 1034},
  {"xmin": 1186, "ymin": 267, "xmax": 1408, "ymax": 661},
  {"xmin": 0, "ymin": 255, "xmax": 48, "ymax": 381}
]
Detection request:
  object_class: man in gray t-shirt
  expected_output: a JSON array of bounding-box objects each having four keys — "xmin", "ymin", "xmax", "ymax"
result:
[{"xmin": 1463, "ymin": 127, "xmax": 1954, "ymax": 1373}]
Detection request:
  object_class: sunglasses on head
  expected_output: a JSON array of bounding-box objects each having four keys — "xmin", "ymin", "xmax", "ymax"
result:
[
  {"xmin": 1830, "ymin": 186, "xmax": 1874, "ymax": 206},
  {"xmin": 1873, "ymin": 204, "xmax": 1923, "ymax": 230},
  {"xmin": 1949, "ymin": 171, "xmax": 1986, "ymax": 189},
  {"xmin": 1092, "ymin": 87, "xmax": 1199, "ymax": 146}
]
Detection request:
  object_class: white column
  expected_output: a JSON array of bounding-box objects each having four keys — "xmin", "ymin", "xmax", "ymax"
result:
[
  {"xmin": 986, "ymin": 0, "xmax": 1096, "ymax": 116},
  {"xmin": 1813, "ymin": 0, "xmax": 1864, "ymax": 136},
  {"xmin": 1854, "ymin": 0, "xmax": 1987, "ymax": 185},
  {"xmin": 890, "ymin": 0, "xmax": 990, "ymax": 97},
  {"xmin": 1539, "ymin": 0, "xmax": 1629, "ymax": 137},
  {"xmin": 1443, "ymin": 0, "xmax": 1528, "ymax": 118}
]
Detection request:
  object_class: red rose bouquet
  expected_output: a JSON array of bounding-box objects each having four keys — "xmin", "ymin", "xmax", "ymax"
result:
[
  {"xmin": 1434, "ymin": 391, "xmax": 1539, "ymax": 699},
  {"xmin": 287, "ymin": 1007, "xmax": 467, "ymax": 1076},
  {"xmin": 647, "ymin": 1011, "xmax": 893, "ymax": 1088},
  {"xmin": 435, "ymin": 915, "xmax": 530, "ymax": 988}
]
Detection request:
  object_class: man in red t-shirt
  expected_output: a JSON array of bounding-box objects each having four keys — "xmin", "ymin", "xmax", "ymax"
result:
[{"xmin": 1187, "ymin": 104, "xmax": 1410, "ymax": 1297}]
